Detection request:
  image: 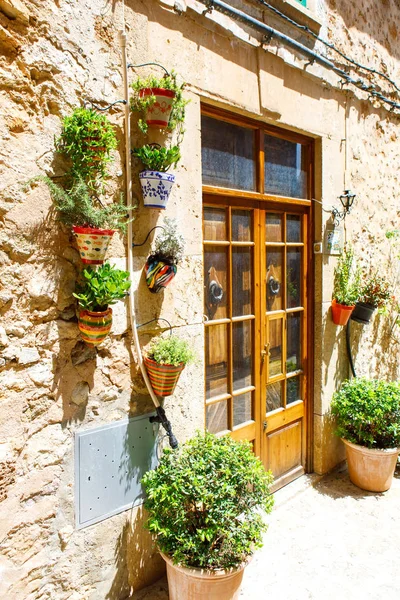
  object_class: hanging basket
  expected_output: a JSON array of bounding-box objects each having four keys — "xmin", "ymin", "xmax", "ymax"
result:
[
  {"xmin": 144, "ymin": 255, "xmax": 177, "ymax": 293},
  {"xmin": 144, "ymin": 355, "xmax": 185, "ymax": 397},
  {"xmin": 73, "ymin": 226, "xmax": 115, "ymax": 264},
  {"xmin": 351, "ymin": 301, "xmax": 376, "ymax": 325},
  {"xmin": 331, "ymin": 299, "xmax": 354, "ymax": 326},
  {"xmin": 139, "ymin": 87, "xmax": 176, "ymax": 128},
  {"xmin": 139, "ymin": 170, "xmax": 176, "ymax": 209},
  {"xmin": 78, "ymin": 308, "xmax": 112, "ymax": 346}
]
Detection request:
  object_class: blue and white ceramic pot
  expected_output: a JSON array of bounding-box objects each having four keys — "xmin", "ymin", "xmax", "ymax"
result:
[{"xmin": 139, "ymin": 170, "xmax": 176, "ymax": 209}]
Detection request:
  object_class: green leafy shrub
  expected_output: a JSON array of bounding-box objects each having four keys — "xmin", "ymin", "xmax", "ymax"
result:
[
  {"xmin": 147, "ymin": 335, "xmax": 195, "ymax": 366},
  {"xmin": 73, "ymin": 262, "xmax": 131, "ymax": 311},
  {"xmin": 332, "ymin": 246, "xmax": 361, "ymax": 306},
  {"xmin": 130, "ymin": 70, "xmax": 188, "ymax": 134},
  {"xmin": 142, "ymin": 431, "xmax": 274, "ymax": 570},
  {"xmin": 132, "ymin": 144, "xmax": 181, "ymax": 172},
  {"xmin": 359, "ymin": 272, "xmax": 391, "ymax": 309},
  {"xmin": 331, "ymin": 378, "xmax": 400, "ymax": 449},
  {"xmin": 56, "ymin": 107, "xmax": 118, "ymax": 184},
  {"xmin": 150, "ymin": 217, "xmax": 184, "ymax": 264}
]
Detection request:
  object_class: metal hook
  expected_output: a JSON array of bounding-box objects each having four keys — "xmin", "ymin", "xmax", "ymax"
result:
[
  {"xmin": 136, "ymin": 318, "xmax": 173, "ymax": 335},
  {"xmin": 83, "ymin": 99, "xmax": 127, "ymax": 112},
  {"xmin": 127, "ymin": 62, "xmax": 170, "ymax": 76},
  {"xmin": 132, "ymin": 226, "xmax": 166, "ymax": 248}
]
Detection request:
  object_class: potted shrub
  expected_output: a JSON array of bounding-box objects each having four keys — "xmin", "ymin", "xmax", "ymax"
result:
[
  {"xmin": 73, "ymin": 262, "xmax": 131, "ymax": 345},
  {"xmin": 331, "ymin": 377, "xmax": 400, "ymax": 492},
  {"xmin": 141, "ymin": 431, "xmax": 274, "ymax": 599},
  {"xmin": 144, "ymin": 218, "xmax": 184, "ymax": 293},
  {"xmin": 130, "ymin": 70, "xmax": 188, "ymax": 134},
  {"xmin": 331, "ymin": 247, "xmax": 360, "ymax": 325},
  {"xmin": 56, "ymin": 107, "xmax": 118, "ymax": 186},
  {"xmin": 35, "ymin": 177, "xmax": 130, "ymax": 264},
  {"xmin": 132, "ymin": 143, "xmax": 181, "ymax": 209},
  {"xmin": 351, "ymin": 272, "xmax": 391, "ymax": 324},
  {"xmin": 143, "ymin": 334, "xmax": 195, "ymax": 396}
]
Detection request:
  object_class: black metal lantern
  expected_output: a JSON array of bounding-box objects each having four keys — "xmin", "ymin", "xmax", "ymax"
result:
[{"xmin": 332, "ymin": 189, "xmax": 356, "ymax": 226}]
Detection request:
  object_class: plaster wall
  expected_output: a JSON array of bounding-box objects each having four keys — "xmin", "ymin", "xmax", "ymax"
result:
[{"xmin": 0, "ymin": 0, "xmax": 399, "ymax": 598}]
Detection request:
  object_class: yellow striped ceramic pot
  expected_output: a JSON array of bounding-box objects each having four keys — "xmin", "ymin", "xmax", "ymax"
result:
[
  {"xmin": 78, "ymin": 308, "xmax": 112, "ymax": 346},
  {"xmin": 73, "ymin": 226, "xmax": 115, "ymax": 265},
  {"xmin": 143, "ymin": 355, "xmax": 185, "ymax": 397}
]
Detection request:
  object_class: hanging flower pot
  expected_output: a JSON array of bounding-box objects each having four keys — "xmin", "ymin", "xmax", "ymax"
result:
[
  {"xmin": 351, "ymin": 301, "xmax": 376, "ymax": 325},
  {"xmin": 139, "ymin": 170, "xmax": 176, "ymax": 209},
  {"xmin": 78, "ymin": 308, "xmax": 113, "ymax": 346},
  {"xmin": 144, "ymin": 255, "xmax": 177, "ymax": 293},
  {"xmin": 139, "ymin": 88, "xmax": 176, "ymax": 128},
  {"xmin": 73, "ymin": 226, "xmax": 115, "ymax": 265},
  {"xmin": 331, "ymin": 299, "xmax": 354, "ymax": 326},
  {"xmin": 143, "ymin": 355, "xmax": 185, "ymax": 397}
]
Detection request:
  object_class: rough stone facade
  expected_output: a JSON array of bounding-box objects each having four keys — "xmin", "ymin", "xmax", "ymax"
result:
[{"xmin": 0, "ymin": 0, "xmax": 399, "ymax": 598}]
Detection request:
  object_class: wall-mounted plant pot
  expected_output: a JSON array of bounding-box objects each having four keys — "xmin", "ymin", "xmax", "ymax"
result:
[
  {"xmin": 350, "ymin": 301, "xmax": 376, "ymax": 325},
  {"xmin": 139, "ymin": 87, "xmax": 176, "ymax": 128},
  {"xmin": 331, "ymin": 299, "xmax": 354, "ymax": 326},
  {"xmin": 144, "ymin": 255, "xmax": 177, "ymax": 293},
  {"xmin": 73, "ymin": 226, "xmax": 115, "ymax": 264},
  {"xmin": 78, "ymin": 308, "xmax": 112, "ymax": 346},
  {"xmin": 139, "ymin": 170, "xmax": 175, "ymax": 209},
  {"xmin": 143, "ymin": 355, "xmax": 185, "ymax": 397}
]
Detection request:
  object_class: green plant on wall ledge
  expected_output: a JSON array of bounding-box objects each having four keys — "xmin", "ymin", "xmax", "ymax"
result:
[{"xmin": 132, "ymin": 144, "xmax": 181, "ymax": 172}]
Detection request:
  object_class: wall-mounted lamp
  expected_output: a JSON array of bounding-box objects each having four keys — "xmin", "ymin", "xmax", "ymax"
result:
[{"xmin": 331, "ymin": 189, "xmax": 356, "ymax": 226}]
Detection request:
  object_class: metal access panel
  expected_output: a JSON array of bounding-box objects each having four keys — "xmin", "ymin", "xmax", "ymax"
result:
[{"xmin": 75, "ymin": 413, "xmax": 159, "ymax": 529}]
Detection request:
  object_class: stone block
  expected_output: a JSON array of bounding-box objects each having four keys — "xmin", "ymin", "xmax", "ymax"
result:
[{"xmin": 0, "ymin": 0, "xmax": 29, "ymax": 24}]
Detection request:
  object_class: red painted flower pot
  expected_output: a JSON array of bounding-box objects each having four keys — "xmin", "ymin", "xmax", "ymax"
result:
[
  {"xmin": 144, "ymin": 355, "xmax": 185, "ymax": 397},
  {"xmin": 331, "ymin": 299, "xmax": 354, "ymax": 326},
  {"xmin": 78, "ymin": 308, "xmax": 112, "ymax": 346},
  {"xmin": 139, "ymin": 87, "xmax": 176, "ymax": 128},
  {"xmin": 73, "ymin": 226, "xmax": 115, "ymax": 265}
]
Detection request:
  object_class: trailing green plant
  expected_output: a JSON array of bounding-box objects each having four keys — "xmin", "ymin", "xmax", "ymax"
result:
[
  {"xmin": 56, "ymin": 107, "xmax": 118, "ymax": 184},
  {"xmin": 147, "ymin": 335, "xmax": 196, "ymax": 366},
  {"xmin": 359, "ymin": 272, "xmax": 391, "ymax": 309},
  {"xmin": 132, "ymin": 144, "xmax": 181, "ymax": 172},
  {"xmin": 141, "ymin": 431, "xmax": 274, "ymax": 570},
  {"xmin": 73, "ymin": 262, "xmax": 131, "ymax": 312},
  {"xmin": 33, "ymin": 176, "xmax": 130, "ymax": 233},
  {"xmin": 331, "ymin": 378, "xmax": 400, "ymax": 449},
  {"xmin": 150, "ymin": 217, "xmax": 184, "ymax": 264},
  {"xmin": 130, "ymin": 70, "xmax": 188, "ymax": 134},
  {"xmin": 332, "ymin": 246, "xmax": 361, "ymax": 306}
]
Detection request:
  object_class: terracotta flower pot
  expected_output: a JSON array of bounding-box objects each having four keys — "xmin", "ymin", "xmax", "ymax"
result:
[
  {"xmin": 144, "ymin": 255, "xmax": 177, "ymax": 293},
  {"xmin": 342, "ymin": 439, "xmax": 399, "ymax": 493},
  {"xmin": 161, "ymin": 552, "xmax": 247, "ymax": 600},
  {"xmin": 139, "ymin": 87, "xmax": 176, "ymax": 128},
  {"xmin": 73, "ymin": 225, "xmax": 115, "ymax": 265},
  {"xmin": 331, "ymin": 299, "xmax": 354, "ymax": 326},
  {"xmin": 139, "ymin": 170, "xmax": 176, "ymax": 209},
  {"xmin": 350, "ymin": 301, "xmax": 376, "ymax": 325},
  {"xmin": 78, "ymin": 308, "xmax": 112, "ymax": 346},
  {"xmin": 144, "ymin": 356, "xmax": 185, "ymax": 397}
]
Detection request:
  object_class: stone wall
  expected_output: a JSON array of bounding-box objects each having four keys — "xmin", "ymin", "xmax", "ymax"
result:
[{"xmin": 0, "ymin": 0, "xmax": 399, "ymax": 598}]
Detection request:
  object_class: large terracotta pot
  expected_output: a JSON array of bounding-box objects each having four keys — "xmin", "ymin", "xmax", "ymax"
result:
[
  {"xmin": 78, "ymin": 308, "xmax": 112, "ymax": 346},
  {"xmin": 144, "ymin": 356, "xmax": 185, "ymax": 397},
  {"xmin": 331, "ymin": 299, "xmax": 354, "ymax": 325},
  {"xmin": 139, "ymin": 170, "xmax": 176, "ymax": 209},
  {"xmin": 342, "ymin": 439, "xmax": 399, "ymax": 493},
  {"xmin": 139, "ymin": 87, "xmax": 176, "ymax": 128},
  {"xmin": 73, "ymin": 226, "xmax": 115, "ymax": 265},
  {"xmin": 161, "ymin": 552, "xmax": 246, "ymax": 600}
]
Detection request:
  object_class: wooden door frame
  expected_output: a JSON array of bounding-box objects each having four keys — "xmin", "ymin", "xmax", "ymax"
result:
[{"xmin": 201, "ymin": 104, "xmax": 315, "ymax": 476}]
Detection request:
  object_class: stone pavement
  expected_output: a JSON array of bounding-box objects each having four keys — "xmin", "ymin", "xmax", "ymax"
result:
[{"xmin": 132, "ymin": 465, "xmax": 400, "ymax": 600}]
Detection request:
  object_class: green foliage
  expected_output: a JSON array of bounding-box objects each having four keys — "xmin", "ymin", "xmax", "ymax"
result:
[
  {"xmin": 331, "ymin": 378, "xmax": 400, "ymax": 449},
  {"xmin": 56, "ymin": 107, "xmax": 118, "ymax": 184},
  {"xmin": 132, "ymin": 144, "xmax": 181, "ymax": 172},
  {"xmin": 32, "ymin": 176, "xmax": 130, "ymax": 233},
  {"xmin": 151, "ymin": 217, "xmax": 184, "ymax": 264},
  {"xmin": 332, "ymin": 246, "xmax": 361, "ymax": 306},
  {"xmin": 147, "ymin": 335, "xmax": 196, "ymax": 366},
  {"xmin": 359, "ymin": 272, "xmax": 391, "ymax": 309},
  {"xmin": 130, "ymin": 70, "xmax": 189, "ymax": 134},
  {"xmin": 73, "ymin": 262, "xmax": 131, "ymax": 311},
  {"xmin": 142, "ymin": 431, "xmax": 274, "ymax": 570}
]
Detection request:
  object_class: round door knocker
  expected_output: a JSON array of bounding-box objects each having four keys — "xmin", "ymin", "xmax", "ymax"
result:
[
  {"xmin": 208, "ymin": 280, "xmax": 223, "ymax": 305},
  {"xmin": 268, "ymin": 276, "xmax": 280, "ymax": 296}
]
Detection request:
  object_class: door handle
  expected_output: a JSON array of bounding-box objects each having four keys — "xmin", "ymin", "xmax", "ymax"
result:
[
  {"xmin": 263, "ymin": 420, "xmax": 267, "ymax": 431},
  {"xmin": 261, "ymin": 342, "xmax": 270, "ymax": 363}
]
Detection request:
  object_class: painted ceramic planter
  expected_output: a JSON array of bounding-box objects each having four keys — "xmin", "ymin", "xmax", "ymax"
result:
[
  {"xmin": 350, "ymin": 301, "xmax": 376, "ymax": 325},
  {"xmin": 139, "ymin": 87, "xmax": 176, "ymax": 128},
  {"xmin": 342, "ymin": 439, "xmax": 399, "ymax": 493},
  {"xmin": 78, "ymin": 308, "xmax": 112, "ymax": 346},
  {"xmin": 144, "ymin": 255, "xmax": 177, "ymax": 293},
  {"xmin": 331, "ymin": 299, "xmax": 354, "ymax": 326},
  {"xmin": 161, "ymin": 552, "xmax": 247, "ymax": 600},
  {"xmin": 144, "ymin": 356, "xmax": 185, "ymax": 397},
  {"xmin": 73, "ymin": 226, "xmax": 115, "ymax": 264},
  {"xmin": 139, "ymin": 170, "xmax": 176, "ymax": 209}
]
